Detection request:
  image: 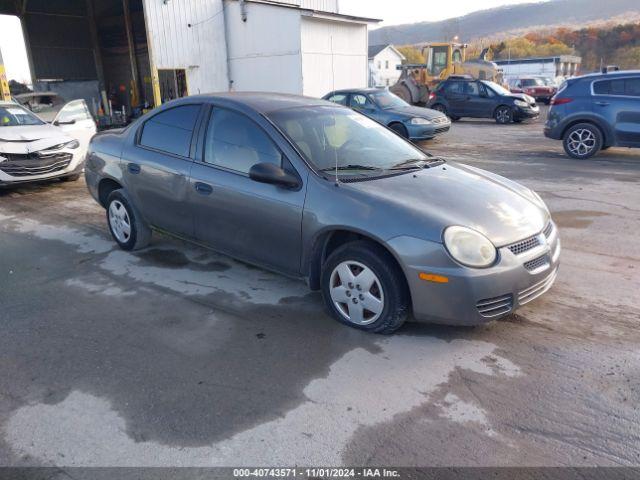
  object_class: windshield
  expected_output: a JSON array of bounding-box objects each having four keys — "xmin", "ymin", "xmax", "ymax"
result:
[
  {"xmin": 482, "ymin": 81, "xmax": 511, "ymax": 96},
  {"xmin": 521, "ymin": 78, "xmax": 545, "ymax": 87},
  {"xmin": 369, "ymin": 90, "xmax": 409, "ymax": 109},
  {"xmin": 269, "ymin": 106, "xmax": 428, "ymax": 176},
  {"xmin": 0, "ymin": 105, "xmax": 45, "ymax": 126}
]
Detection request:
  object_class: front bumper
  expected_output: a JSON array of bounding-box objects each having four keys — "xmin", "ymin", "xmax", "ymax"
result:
[
  {"xmin": 0, "ymin": 149, "xmax": 85, "ymax": 186},
  {"xmin": 406, "ymin": 121, "xmax": 451, "ymax": 140},
  {"xmin": 514, "ymin": 105, "xmax": 540, "ymax": 120},
  {"xmin": 388, "ymin": 221, "xmax": 560, "ymax": 326}
]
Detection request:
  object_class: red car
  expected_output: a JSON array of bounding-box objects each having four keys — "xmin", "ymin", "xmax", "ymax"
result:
[{"xmin": 508, "ymin": 77, "xmax": 557, "ymax": 104}]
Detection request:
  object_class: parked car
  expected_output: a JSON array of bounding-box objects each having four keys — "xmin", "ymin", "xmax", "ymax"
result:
[
  {"xmin": 544, "ymin": 70, "xmax": 640, "ymax": 159},
  {"xmin": 508, "ymin": 77, "xmax": 556, "ymax": 104},
  {"xmin": 427, "ymin": 77, "xmax": 539, "ymax": 124},
  {"xmin": 86, "ymin": 93, "xmax": 559, "ymax": 334},
  {"xmin": 323, "ymin": 88, "xmax": 450, "ymax": 141},
  {"xmin": 0, "ymin": 99, "xmax": 97, "ymax": 186}
]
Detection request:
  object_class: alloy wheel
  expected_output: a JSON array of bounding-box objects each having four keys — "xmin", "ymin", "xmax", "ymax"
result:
[
  {"xmin": 108, "ymin": 200, "xmax": 132, "ymax": 244},
  {"xmin": 329, "ymin": 261, "xmax": 385, "ymax": 325},
  {"xmin": 567, "ymin": 128, "xmax": 597, "ymax": 157},
  {"xmin": 496, "ymin": 107, "xmax": 512, "ymax": 124}
]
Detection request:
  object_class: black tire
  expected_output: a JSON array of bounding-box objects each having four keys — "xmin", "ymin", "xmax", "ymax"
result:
[
  {"xmin": 449, "ymin": 115, "xmax": 460, "ymax": 122},
  {"xmin": 562, "ymin": 123, "xmax": 603, "ymax": 159},
  {"xmin": 321, "ymin": 240, "xmax": 409, "ymax": 334},
  {"xmin": 389, "ymin": 122, "xmax": 409, "ymax": 139},
  {"xmin": 60, "ymin": 174, "xmax": 81, "ymax": 182},
  {"xmin": 106, "ymin": 189, "xmax": 151, "ymax": 251},
  {"xmin": 494, "ymin": 105, "xmax": 513, "ymax": 124},
  {"xmin": 544, "ymin": 98, "xmax": 551, "ymax": 105}
]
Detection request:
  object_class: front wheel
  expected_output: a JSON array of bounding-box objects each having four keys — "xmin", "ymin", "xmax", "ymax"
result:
[
  {"xmin": 106, "ymin": 190, "xmax": 151, "ymax": 251},
  {"xmin": 321, "ymin": 241, "xmax": 409, "ymax": 334},
  {"xmin": 562, "ymin": 123, "xmax": 603, "ymax": 159},
  {"xmin": 389, "ymin": 123, "xmax": 409, "ymax": 139},
  {"xmin": 494, "ymin": 106, "xmax": 513, "ymax": 124}
]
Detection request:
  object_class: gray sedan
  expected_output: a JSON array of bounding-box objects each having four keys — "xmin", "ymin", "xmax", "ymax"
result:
[{"xmin": 85, "ymin": 93, "xmax": 560, "ymax": 334}]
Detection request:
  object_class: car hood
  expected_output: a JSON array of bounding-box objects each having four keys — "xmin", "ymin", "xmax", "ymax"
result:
[
  {"xmin": 385, "ymin": 105, "xmax": 448, "ymax": 121},
  {"xmin": 505, "ymin": 92, "xmax": 536, "ymax": 104},
  {"xmin": 0, "ymin": 125, "xmax": 72, "ymax": 154},
  {"xmin": 344, "ymin": 162, "xmax": 548, "ymax": 246}
]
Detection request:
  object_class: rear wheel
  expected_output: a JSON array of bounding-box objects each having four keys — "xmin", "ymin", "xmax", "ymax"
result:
[
  {"xmin": 494, "ymin": 106, "xmax": 513, "ymax": 124},
  {"xmin": 562, "ymin": 123, "xmax": 603, "ymax": 159},
  {"xmin": 432, "ymin": 104, "xmax": 448, "ymax": 116},
  {"xmin": 389, "ymin": 122, "xmax": 409, "ymax": 139},
  {"xmin": 321, "ymin": 241, "xmax": 409, "ymax": 334},
  {"xmin": 106, "ymin": 189, "xmax": 151, "ymax": 251}
]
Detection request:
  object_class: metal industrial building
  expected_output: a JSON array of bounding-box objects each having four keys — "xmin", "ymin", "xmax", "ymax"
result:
[{"xmin": 0, "ymin": 0, "xmax": 376, "ymax": 119}]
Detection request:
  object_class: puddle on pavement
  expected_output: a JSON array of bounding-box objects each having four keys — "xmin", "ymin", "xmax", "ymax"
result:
[{"xmin": 552, "ymin": 209, "xmax": 609, "ymax": 229}]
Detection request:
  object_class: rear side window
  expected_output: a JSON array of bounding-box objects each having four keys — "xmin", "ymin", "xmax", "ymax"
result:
[
  {"xmin": 593, "ymin": 78, "xmax": 640, "ymax": 97},
  {"xmin": 204, "ymin": 108, "xmax": 281, "ymax": 174},
  {"xmin": 139, "ymin": 105, "xmax": 201, "ymax": 157},
  {"xmin": 445, "ymin": 82, "xmax": 464, "ymax": 94},
  {"xmin": 327, "ymin": 94, "xmax": 348, "ymax": 105}
]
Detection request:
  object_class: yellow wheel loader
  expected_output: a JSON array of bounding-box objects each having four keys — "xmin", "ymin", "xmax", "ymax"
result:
[{"xmin": 390, "ymin": 43, "xmax": 503, "ymax": 105}]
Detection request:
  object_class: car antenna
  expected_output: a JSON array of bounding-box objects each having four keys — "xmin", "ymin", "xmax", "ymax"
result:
[{"xmin": 330, "ymin": 35, "xmax": 339, "ymax": 186}]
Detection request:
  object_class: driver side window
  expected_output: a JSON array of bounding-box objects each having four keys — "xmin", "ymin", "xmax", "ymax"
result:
[
  {"xmin": 350, "ymin": 94, "xmax": 375, "ymax": 110},
  {"xmin": 204, "ymin": 108, "xmax": 282, "ymax": 174},
  {"xmin": 465, "ymin": 82, "xmax": 480, "ymax": 96}
]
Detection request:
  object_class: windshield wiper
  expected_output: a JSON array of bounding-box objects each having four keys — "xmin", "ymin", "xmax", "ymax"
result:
[
  {"xmin": 390, "ymin": 157, "xmax": 446, "ymax": 171},
  {"xmin": 319, "ymin": 164, "xmax": 381, "ymax": 172}
]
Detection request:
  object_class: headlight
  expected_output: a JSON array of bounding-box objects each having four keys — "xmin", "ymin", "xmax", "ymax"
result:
[
  {"xmin": 410, "ymin": 117, "xmax": 432, "ymax": 125},
  {"xmin": 514, "ymin": 99, "xmax": 529, "ymax": 108},
  {"xmin": 443, "ymin": 226, "xmax": 497, "ymax": 268},
  {"xmin": 64, "ymin": 139, "xmax": 80, "ymax": 149}
]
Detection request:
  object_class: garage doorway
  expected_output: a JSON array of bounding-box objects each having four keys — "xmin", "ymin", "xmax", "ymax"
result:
[{"xmin": 158, "ymin": 69, "xmax": 188, "ymax": 103}]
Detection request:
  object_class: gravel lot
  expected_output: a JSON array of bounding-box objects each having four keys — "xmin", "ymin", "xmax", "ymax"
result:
[{"xmin": 1, "ymin": 107, "xmax": 639, "ymax": 468}]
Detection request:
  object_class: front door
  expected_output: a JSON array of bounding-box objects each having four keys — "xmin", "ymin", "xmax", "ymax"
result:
[
  {"xmin": 53, "ymin": 100, "xmax": 97, "ymax": 156},
  {"xmin": 464, "ymin": 81, "xmax": 495, "ymax": 118},
  {"xmin": 188, "ymin": 106, "xmax": 305, "ymax": 275},
  {"xmin": 123, "ymin": 103, "xmax": 203, "ymax": 237}
]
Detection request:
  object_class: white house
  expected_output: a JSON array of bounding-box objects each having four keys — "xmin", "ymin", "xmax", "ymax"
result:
[
  {"xmin": 368, "ymin": 44, "xmax": 405, "ymax": 87},
  {"xmin": 1, "ymin": 0, "xmax": 379, "ymax": 115}
]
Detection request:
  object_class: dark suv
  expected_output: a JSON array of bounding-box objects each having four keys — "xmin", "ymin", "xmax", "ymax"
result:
[
  {"xmin": 427, "ymin": 77, "xmax": 540, "ymax": 124},
  {"xmin": 544, "ymin": 71, "xmax": 640, "ymax": 159}
]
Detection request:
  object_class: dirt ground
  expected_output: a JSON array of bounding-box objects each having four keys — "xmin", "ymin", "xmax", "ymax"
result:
[{"xmin": 1, "ymin": 107, "xmax": 639, "ymax": 468}]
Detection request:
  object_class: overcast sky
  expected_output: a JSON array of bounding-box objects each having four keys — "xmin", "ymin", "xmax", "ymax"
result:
[{"xmin": 0, "ymin": 1, "xmax": 544, "ymax": 83}]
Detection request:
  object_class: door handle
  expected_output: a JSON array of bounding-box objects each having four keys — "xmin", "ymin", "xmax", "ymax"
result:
[
  {"xmin": 194, "ymin": 182, "xmax": 213, "ymax": 195},
  {"xmin": 595, "ymin": 101, "xmax": 610, "ymax": 106},
  {"xmin": 128, "ymin": 163, "xmax": 141, "ymax": 174}
]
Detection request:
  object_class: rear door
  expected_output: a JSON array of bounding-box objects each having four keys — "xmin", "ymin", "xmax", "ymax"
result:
[
  {"xmin": 349, "ymin": 93, "xmax": 382, "ymax": 123},
  {"xmin": 123, "ymin": 103, "xmax": 203, "ymax": 237},
  {"xmin": 53, "ymin": 100, "xmax": 97, "ymax": 155},
  {"xmin": 188, "ymin": 106, "xmax": 305, "ymax": 275},
  {"xmin": 442, "ymin": 81, "xmax": 467, "ymax": 116},
  {"xmin": 592, "ymin": 76, "xmax": 640, "ymax": 147}
]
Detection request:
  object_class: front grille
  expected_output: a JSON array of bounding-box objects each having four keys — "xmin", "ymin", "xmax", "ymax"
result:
[
  {"xmin": 434, "ymin": 126, "xmax": 450, "ymax": 134},
  {"xmin": 476, "ymin": 294, "xmax": 513, "ymax": 318},
  {"xmin": 524, "ymin": 254, "xmax": 550, "ymax": 272},
  {"xmin": 0, "ymin": 153, "xmax": 72, "ymax": 177},
  {"xmin": 518, "ymin": 268, "xmax": 558, "ymax": 305},
  {"xmin": 508, "ymin": 235, "xmax": 541, "ymax": 255},
  {"xmin": 543, "ymin": 221, "xmax": 554, "ymax": 239}
]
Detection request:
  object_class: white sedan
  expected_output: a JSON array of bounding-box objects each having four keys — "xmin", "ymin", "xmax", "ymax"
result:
[{"xmin": 0, "ymin": 99, "xmax": 96, "ymax": 186}]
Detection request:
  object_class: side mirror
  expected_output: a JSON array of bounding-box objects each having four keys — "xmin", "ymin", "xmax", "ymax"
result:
[{"xmin": 249, "ymin": 163, "xmax": 300, "ymax": 189}]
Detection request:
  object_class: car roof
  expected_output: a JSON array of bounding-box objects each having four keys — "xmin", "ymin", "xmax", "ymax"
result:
[
  {"xmin": 576, "ymin": 70, "xmax": 640, "ymax": 81},
  {"xmin": 328, "ymin": 88, "xmax": 387, "ymax": 95},
  {"xmin": 171, "ymin": 92, "xmax": 334, "ymax": 114}
]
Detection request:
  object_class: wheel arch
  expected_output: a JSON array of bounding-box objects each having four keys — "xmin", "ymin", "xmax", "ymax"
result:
[
  {"xmin": 560, "ymin": 118, "xmax": 610, "ymax": 146},
  {"xmin": 305, "ymin": 228, "xmax": 410, "ymax": 300},
  {"xmin": 98, "ymin": 177, "xmax": 123, "ymax": 208}
]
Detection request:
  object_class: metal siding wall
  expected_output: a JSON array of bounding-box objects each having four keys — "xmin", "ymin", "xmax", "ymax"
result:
[
  {"xmin": 143, "ymin": 0, "xmax": 229, "ymax": 94},
  {"xmin": 300, "ymin": 17, "xmax": 367, "ymax": 97},
  {"xmin": 274, "ymin": 0, "xmax": 339, "ymax": 12},
  {"xmin": 225, "ymin": 1, "xmax": 303, "ymax": 94}
]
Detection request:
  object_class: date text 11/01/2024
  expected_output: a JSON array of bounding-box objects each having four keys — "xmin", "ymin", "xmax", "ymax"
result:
[{"xmin": 233, "ymin": 468, "xmax": 400, "ymax": 478}]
